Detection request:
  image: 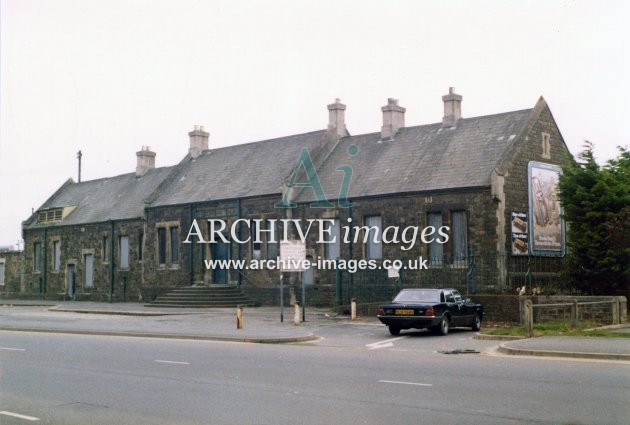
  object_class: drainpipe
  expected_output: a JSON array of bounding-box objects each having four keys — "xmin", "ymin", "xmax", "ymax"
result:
[
  {"xmin": 347, "ymin": 204, "xmax": 353, "ymax": 300},
  {"xmin": 237, "ymin": 198, "xmax": 242, "ymax": 289},
  {"xmin": 109, "ymin": 220, "xmax": 115, "ymax": 303},
  {"xmin": 42, "ymin": 228, "xmax": 48, "ymax": 299},
  {"xmin": 189, "ymin": 203, "xmax": 194, "ymax": 286}
]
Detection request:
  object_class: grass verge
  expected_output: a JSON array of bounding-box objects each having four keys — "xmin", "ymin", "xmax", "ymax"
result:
[{"xmin": 482, "ymin": 321, "xmax": 630, "ymax": 338}]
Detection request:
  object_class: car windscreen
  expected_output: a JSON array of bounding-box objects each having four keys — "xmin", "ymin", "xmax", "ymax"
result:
[{"xmin": 393, "ymin": 290, "xmax": 440, "ymax": 303}]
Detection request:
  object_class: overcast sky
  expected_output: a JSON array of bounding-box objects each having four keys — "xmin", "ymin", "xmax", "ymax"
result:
[{"xmin": 1, "ymin": 0, "xmax": 628, "ymax": 248}]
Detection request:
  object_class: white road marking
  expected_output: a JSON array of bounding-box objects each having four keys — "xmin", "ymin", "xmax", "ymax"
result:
[
  {"xmin": 378, "ymin": 380, "xmax": 433, "ymax": 387},
  {"xmin": 155, "ymin": 360, "xmax": 190, "ymax": 365},
  {"xmin": 0, "ymin": 347, "xmax": 26, "ymax": 351},
  {"xmin": 0, "ymin": 411, "xmax": 40, "ymax": 421},
  {"xmin": 366, "ymin": 336, "xmax": 405, "ymax": 350}
]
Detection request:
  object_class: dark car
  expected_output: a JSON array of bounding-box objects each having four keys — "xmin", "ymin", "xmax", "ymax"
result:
[{"xmin": 376, "ymin": 288, "xmax": 483, "ymax": 336}]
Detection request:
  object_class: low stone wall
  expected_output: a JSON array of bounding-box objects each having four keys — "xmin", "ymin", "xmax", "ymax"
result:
[{"xmin": 519, "ymin": 296, "xmax": 627, "ymax": 325}]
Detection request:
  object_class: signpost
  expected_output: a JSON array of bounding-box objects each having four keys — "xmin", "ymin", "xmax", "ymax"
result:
[{"xmin": 279, "ymin": 240, "xmax": 307, "ymax": 322}]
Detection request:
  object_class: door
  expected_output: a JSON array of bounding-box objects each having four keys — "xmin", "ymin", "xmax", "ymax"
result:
[
  {"xmin": 67, "ymin": 264, "xmax": 76, "ymax": 299},
  {"xmin": 210, "ymin": 242, "xmax": 229, "ymax": 284},
  {"xmin": 452, "ymin": 290, "xmax": 473, "ymax": 325}
]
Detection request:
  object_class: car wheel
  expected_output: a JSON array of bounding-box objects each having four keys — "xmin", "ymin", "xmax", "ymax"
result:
[
  {"xmin": 434, "ymin": 316, "xmax": 449, "ymax": 336},
  {"xmin": 471, "ymin": 313, "xmax": 481, "ymax": 331},
  {"xmin": 388, "ymin": 326, "xmax": 401, "ymax": 336}
]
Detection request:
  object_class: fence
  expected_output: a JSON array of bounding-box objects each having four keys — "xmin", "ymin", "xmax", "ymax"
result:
[
  {"xmin": 523, "ymin": 298, "xmax": 622, "ymax": 337},
  {"xmin": 335, "ymin": 251, "xmax": 567, "ymax": 308}
]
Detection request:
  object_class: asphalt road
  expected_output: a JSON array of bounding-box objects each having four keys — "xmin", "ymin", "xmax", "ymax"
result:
[{"xmin": 0, "ymin": 325, "xmax": 628, "ymax": 425}]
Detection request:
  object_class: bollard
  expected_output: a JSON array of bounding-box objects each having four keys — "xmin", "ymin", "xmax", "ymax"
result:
[
  {"xmin": 236, "ymin": 305, "xmax": 244, "ymax": 329},
  {"xmin": 294, "ymin": 301, "xmax": 301, "ymax": 326},
  {"xmin": 351, "ymin": 298, "xmax": 357, "ymax": 321},
  {"xmin": 524, "ymin": 299, "xmax": 533, "ymax": 338}
]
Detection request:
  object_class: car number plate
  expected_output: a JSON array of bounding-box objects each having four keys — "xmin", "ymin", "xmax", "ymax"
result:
[{"xmin": 395, "ymin": 309, "xmax": 414, "ymax": 316}]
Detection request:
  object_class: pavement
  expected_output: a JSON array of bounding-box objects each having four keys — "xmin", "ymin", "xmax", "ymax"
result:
[{"xmin": 0, "ymin": 299, "xmax": 629, "ymax": 361}]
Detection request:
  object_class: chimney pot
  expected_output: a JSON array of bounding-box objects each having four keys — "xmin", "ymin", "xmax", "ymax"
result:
[
  {"xmin": 327, "ymin": 99, "xmax": 349, "ymax": 139},
  {"xmin": 442, "ymin": 87, "xmax": 463, "ymax": 127},
  {"xmin": 136, "ymin": 146, "xmax": 156, "ymax": 177},
  {"xmin": 189, "ymin": 125, "xmax": 209, "ymax": 159},
  {"xmin": 381, "ymin": 98, "xmax": 406, "ymax": 140}
]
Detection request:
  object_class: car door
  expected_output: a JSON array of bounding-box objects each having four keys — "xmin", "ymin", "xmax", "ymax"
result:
[
  {"xmin": 452, "ymin": 290, "xmax": 473, "ymax": 323},
  {"xmin": 444, "ymin": 290, "xmax": 463, "ymax": 326}
]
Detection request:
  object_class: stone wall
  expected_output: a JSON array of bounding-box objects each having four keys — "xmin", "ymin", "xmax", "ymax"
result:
[
  {"xmin": 20, "ymin": 220, "xmax": 147, "ymax": 301},
  {"xmin": 0, "ymin": 250, "xmax": 24, "ymax": 296},
  {"xmin": 519, "ymin": 295, "xmax": 627, "ymax": 325}
]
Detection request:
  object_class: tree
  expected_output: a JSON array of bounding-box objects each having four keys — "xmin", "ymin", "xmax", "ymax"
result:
[{"xmin": 558, "ymin": 143, "xmax": 629, "ymax": 295}]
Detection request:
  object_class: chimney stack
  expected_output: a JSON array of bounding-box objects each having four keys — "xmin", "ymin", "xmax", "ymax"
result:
[
  {"xmin": 327, "ymin": 98, "xmax": 349, "ymax": 139},
  {"xmin": 136, "ymin": 146, "xmax": 156, "ymax": 177},
  {"xmin": 189, "ymin": 125, "xmax": 209, "ymax": 159},
  {"xmin": 442, "ymin": 87, "xmax": 462, "ymax": 127},
  {"xmin": 381, "ymin": 98, "xmax": 406, "ymax": 140}
]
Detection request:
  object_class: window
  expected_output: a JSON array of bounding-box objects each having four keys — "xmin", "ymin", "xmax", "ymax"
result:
[
  {"xmin": 170, "ymin": 227, "xmax": 179, "ymax": 265},
  {"xmin": 0, "ymin": 261, "xmax": 5, "ymax": 285},
  {"xmin": 34, "ymin": 242, "xmax": 41, "ymax": 272},
  {"xmin": 138, "ymin": 231, "xmax": 144, "ymax": 261},
  {"xmin": 37, "ymin": 209, "xmax": 63, "ymax": 224},
  {"xmin": 84, "ymin": 254, "xmax": 94, "ymax": 287},
  {"xmin": 52, "ymin": 240, "xmax": 61, "ymax": 271},
  {"xmin": 119, "ymin": 236, "xmax": 129, "ymax": 269},
  {"xmin": 157, "ymin": 223, "xmax": 179, "ymax": 267},
  {"xmin": 102, "ymin": 236, "xmax": 110, "ymax": 263},
  {"xmin": 364, "ymin": 215, "xmax": 382, "ymax": 260},
  {"xmin": 251, "ymin": 220, "xmax": 261, "ymax": 260},
  {"xmin": 158, "ymin": 228, "xmax": 167, "ymax": 266},
  {"xmin": 266, "ymin": 221, "xmax": 279, "ymax": 260},
  {"xmin": 542, "ymin": 132, "xmax": 551, "ymax": 159},
  {"xmin": 451, "ymin": 211, "xmax": 468, "ymax": 266},
  {"xmin": 427, "ymin": 212, "xmax": 443, "ymax": 266},
  {"xmin": 323, "ymin": 219, "xmax": 341, "ymax": 260}
]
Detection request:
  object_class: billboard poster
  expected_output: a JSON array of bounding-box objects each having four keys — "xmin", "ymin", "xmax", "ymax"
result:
[
  {"xmin": 528, "ymin": 162, "xmax": 565, "ymax": 256},
  {"xmin": 510, "ymin": 211, "xmax": 528, "ymax": 255}
]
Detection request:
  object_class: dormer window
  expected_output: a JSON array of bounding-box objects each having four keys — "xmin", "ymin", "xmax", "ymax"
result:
[
  {"xmin": 36, "ymin": 205, "xmax": 77, "ymax": 224},
  {"xmin": 38, "ymin": 209, "xmax": 63, "ymax": 224}
]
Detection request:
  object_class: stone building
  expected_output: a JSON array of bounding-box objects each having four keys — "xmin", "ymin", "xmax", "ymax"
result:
[{"xmin": 4, "ymin": 89, "xmax": 573, "ymax": 305}]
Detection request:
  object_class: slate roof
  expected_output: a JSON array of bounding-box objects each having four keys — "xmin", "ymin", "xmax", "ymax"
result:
[
  {"xmin": 294, "ymin": 109, "xmax": 533, "ymax": 203},
  {"xmin": 25, "ymin": 167, "xmax": 173, "ymax": 228},
  {"xmin": 150, "ymin": 130, "xmax": 327, "ymax": 206},
  {"xmin": 27, "ymin": 101, "xmax": 543, "ymax": 226}
]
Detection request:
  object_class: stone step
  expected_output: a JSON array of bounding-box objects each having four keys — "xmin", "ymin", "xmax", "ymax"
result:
[{"xmin": 147, "ymin": 285, "xmax": 251, "ymax": 308}]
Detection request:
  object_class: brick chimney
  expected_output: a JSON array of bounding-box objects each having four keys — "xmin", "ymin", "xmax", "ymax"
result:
[
  {"xmin": 381, "ymin": 98, "xmax": 406, "ymax": 140},
  {"xmin": 327, "ymin": 98, "xmax": 349, "ymax": 139},
  {"xmin": 189, "ymin": 125, "xmax": 209, "ymax": 159},
  {"xmin": 442, "ymin": 87, "xmax": 462, "ymax": 127},
  {"xmin": 136, "ymin": 146, "xmax": 156, "ymax": 177}
]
